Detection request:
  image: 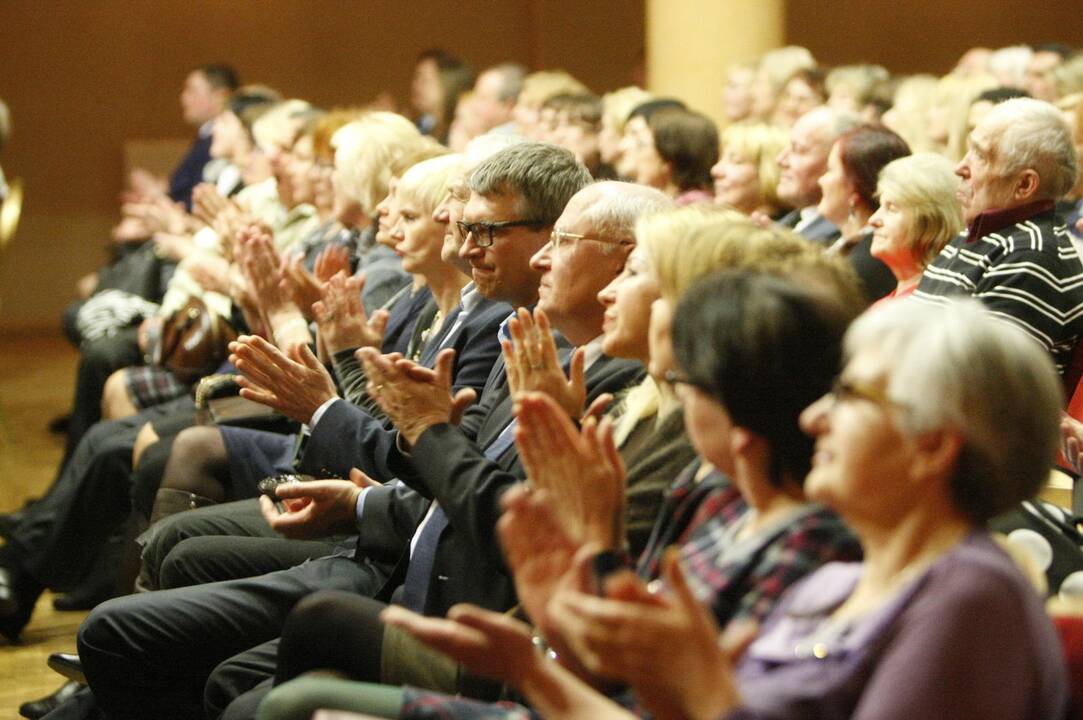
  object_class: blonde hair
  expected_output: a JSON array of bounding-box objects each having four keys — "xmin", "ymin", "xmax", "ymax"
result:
[
  {"xmin": 602, "ymin": 86, "xmax": 653, "ymax": 135},
  {"xmin": 883, "ymin": 74, "xmax": 938, "ymax": 153},
  {"xmin": 877, "ymin": 153, "xmax": 964, "ymax": 266},
  {"xmin": 397, "ymin": 154, "xmax": 462, "ymax": 214},
  {"xmin": 613, "ymin": 206, "xmax": 863, "ymax": 442},
  {"xmin": 518, "ymin": 71, "xmax": 591, "ymax": 109},
  {"xmin": 758, "ymin": 46, "xmax": 817, "ymax": 92},
  {"xmin": 332, "ymin": 113, "xmax": 446, "ymax": 214},
  {"xmin": 251, "ymin": 99, "xmax": 313, "ymax": 153},
  {"xmin": 720, "ymin": 121, "xmax": 790, "ymax": 212},
  {"xmin": 826, "ymin": 64, "xmax": 890, "ymax": 109},
  {"xmin": 1054, "ymin": 55, "xmax": 1083, "ymax": 100},
  {"xmin": 936, "ymin": 73, "xmax": 997, "ymax": 161}
]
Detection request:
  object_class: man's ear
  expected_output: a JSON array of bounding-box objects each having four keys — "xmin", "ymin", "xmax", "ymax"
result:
[{"xmin": 1014, "ymin": 169, "xmax": 1042, "ymax": 203}]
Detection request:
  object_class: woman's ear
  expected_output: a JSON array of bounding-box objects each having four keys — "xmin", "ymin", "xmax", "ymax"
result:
[{"xmin": 910, "ymin": 427, "xmax": 964, "ymax": 485}]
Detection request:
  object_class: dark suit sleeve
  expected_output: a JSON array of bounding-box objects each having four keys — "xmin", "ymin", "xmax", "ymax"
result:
[
  {"xmin": 406, "ymin": 357, "xmax": 646, "ymax": 567},
  {"xmin": 298, "ymin": 400, "xmax": 401, "ymax": 481},
  {"xmin": 354, "ymin": 481, "xmax": 431, "ymax": 564},
  {"xmin": 447, "ymin": 303, "xmax": 507, "ymax": 397}
]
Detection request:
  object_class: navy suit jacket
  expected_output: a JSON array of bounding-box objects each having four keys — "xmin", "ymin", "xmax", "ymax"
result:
[
  {"xmin": 299, "ymin": 297, "xmax": 511, "ymax": 481},
  {"xmin": 168, "ymin": 131, "xmax": 212, "ymax": 210}
]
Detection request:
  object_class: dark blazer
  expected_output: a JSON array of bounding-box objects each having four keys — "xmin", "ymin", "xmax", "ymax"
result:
[
  {"xmin": 842, "ymin": 230, "xmax": 895, "ymax": 303},
  {"xmin": 168, "ymin": 131, "xmax": 213, "ymax": 210},
  {"xmin": 299, "ymin": 298, "xmax": 511, "ymax": 481},
  {"xmin": 777, "ymin": 209, "xmax": 841, "ymax": 245},
  {"xmin": 367, "ymin": 354, "xmax": 645, "ymax": 618}
]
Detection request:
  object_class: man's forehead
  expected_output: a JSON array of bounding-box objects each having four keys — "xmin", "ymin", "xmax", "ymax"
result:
[{"xmin": 462, "ymin": 191, "xmax": 518, "ymax": 220}]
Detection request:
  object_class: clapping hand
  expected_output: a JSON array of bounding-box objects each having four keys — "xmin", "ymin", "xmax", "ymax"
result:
[
  {"xmin": 515, "ymin": 392, "xmax": 626, "ymax": 548},
  {"xmin": 230, "ymin": 334, "xmax": 338, "ymax": 423},
  {"xmin": 503, "ymin": 307, "xmax": 589, "ymax": 420},
  {"xmin": 549, "ymin": 549, "xmax": 752, "ymax": 720},
  {"xmin": 311, "ymin": 272, "xmax": 389, "ymax": 355},
  {"xmin": 359, "ymin": 347, "xmax": 476, "ymax": 446}
]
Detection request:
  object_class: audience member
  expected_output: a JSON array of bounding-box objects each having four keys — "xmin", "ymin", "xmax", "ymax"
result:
[
  {"xmin": 711, "ymin": 121, "xmax": 789, "ymax": 217},
  {"xmin": 868, "ymin": 153, "xmax": 964, "ymax": 303},
  {"xmin": 772, "ymin": 67, "xmax": 827, "ymax": 128},
  {"xmin": 626, "ymin": 106, "xmax": 718, "ymax": 204},
  {"xmin": 773, "ymin": 106, "xmax": 859, "ymax": 242},
  {"xmin": 819, "ymin": 124, "xmax": 911, "ymax": 302},
  {"xmin": 916, "ymin": 98, "xmax": 1083, "ymax": 373}
]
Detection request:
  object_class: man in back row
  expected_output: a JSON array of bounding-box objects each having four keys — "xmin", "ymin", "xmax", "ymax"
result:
[{"xmin": 915, "ymin": 97, "xmax": 1083, "ymax": 375}]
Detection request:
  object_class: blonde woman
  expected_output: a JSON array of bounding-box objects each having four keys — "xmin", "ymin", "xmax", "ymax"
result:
[
  {"xmin": 711, "ymin": 121, "xmax": 789, "ymax": 217},
  {"xmin": 869, "ymin": 153, "xmax": 963, "ymax": 304}
]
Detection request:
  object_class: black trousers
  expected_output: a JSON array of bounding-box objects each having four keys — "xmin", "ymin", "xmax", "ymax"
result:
[
  {"xmin": 144, "ymin": 498, "xmax": 341, "ymax": 590},
  {"xmin": 78, "ymin": 554, "xmax": 386, "ymax": 720},
  {"xmin": 11, "ymin": 398, "xmax": 195, "ymax": 590},
  {"xmin": 63, "ymin": 328, "xmax": 142, "ymax": 467}
]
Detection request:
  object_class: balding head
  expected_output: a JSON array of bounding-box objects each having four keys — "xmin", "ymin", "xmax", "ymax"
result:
[
  {"xmin": 777, "ymin": 107, "xmax": 860, "ymax": 208},
  {"xmin": 529, "ymin": 181, "xmax": 674, "ymax": 344}
]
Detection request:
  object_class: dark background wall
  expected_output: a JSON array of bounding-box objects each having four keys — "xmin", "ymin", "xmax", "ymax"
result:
[
  {"xmin": 1, "ymin": 0, "xmax": 1081, "ymax": 330},
  {"xmin": 785, "ymin": 0, "xmax": 1083, "ymax": 74},
  {"xmin": 0, "ymin": 0, "xmax": 645, "ymax": 331}
]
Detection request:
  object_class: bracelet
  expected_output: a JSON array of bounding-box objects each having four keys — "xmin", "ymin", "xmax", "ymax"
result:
[{"xmin": 531, "ymin": 632, "xmax": 559, "ymax": 662}]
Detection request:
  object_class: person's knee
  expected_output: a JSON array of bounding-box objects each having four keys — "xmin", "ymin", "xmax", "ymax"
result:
[
  {"xmin": 159, "ymin": 536, "xmax": 217, "ymax": 590},
  {"xmin": 102, "ymin": 369, "xmax": 138, "ymax": 420},
  {"xmin": 77, "ymin": 595, "xmax": 139, "ymax": 676},
  {"xmin": 132, "ymin": 422, "xmax": 160, "ymax": 470},
  {"xmin": 162, "ymin": 426, "xmax": 228, "ymax": 499}
]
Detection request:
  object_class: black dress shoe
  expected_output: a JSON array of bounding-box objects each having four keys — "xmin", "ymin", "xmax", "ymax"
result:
[
  {"xmin": 0, "ymin": 560, "xmax": 45, "ymax": 642},
  {"xmin": 18, "ymin": 680, "xmax": 84, "ymax": 719},
  {"xmin": 48, "ymin": 652, "xmax": 87, "ymax": 684}
]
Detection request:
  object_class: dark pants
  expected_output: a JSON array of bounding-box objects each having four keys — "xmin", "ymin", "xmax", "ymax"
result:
[
  {"xmin": 143, "ymin": 498, "xmax": 341, "ymax": 590},
  {"xmin": 78, "ymin": 554, "xmax": 386, "ymax": 720},
  {"xmin": 63, "ymin": 328, "xmax": 142, "ymax": 467}
]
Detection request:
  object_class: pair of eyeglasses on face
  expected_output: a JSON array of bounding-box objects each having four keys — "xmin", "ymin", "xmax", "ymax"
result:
[
  {"xmin": 549, "ymin": 229, "xmax": 635, "ymax": 251},
  {"xmin": 828, "ymin": 376, "xmax": 910, "ymax": 412},
  {"xmin": 455, "ymin": 219, "xmax": 548, "ymax": 248}
]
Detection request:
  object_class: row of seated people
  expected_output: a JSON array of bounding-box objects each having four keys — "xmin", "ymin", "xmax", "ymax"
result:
[{"xmin": 5, "ymin": 41, "xmax": 1083, "ymax": 720}]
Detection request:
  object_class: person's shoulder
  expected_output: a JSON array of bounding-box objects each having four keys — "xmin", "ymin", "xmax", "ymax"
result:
[{"xmin": 919, "ymin": 532, "xmax": 1045, "ymax": 617}]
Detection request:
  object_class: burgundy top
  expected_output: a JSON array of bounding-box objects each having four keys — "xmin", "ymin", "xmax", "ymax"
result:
[{"xmin": 725, "ymin": 531, "xmax": 1067, "ymax": 720}]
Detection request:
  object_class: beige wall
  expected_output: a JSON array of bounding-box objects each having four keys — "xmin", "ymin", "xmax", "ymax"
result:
[
  {"xmin": 0, "ymin": 0, "xmax": 644, "ymax": 331},
  {"xmin": 646, "ymin": 0, "xmax": 783, "ymax": 127}
]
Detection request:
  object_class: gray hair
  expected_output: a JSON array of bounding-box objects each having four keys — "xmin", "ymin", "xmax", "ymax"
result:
[
  {"xmin": 845, "ymin": 297, "xmax": 1062, "ymax": 523},
  {"xmin": 577, "ymin": 181, "xmax": 675, "ymax": 243},
  {"xmin": 986, "ymin": 97, "xmax": 1078, "ymax": 198},
  {"xmin": 463, "ymin": 132, "xmax": 527, "ymax": 169},
  {"xmin": 469, "ymin": 142, "xmax": 593, "ymax": 224}
]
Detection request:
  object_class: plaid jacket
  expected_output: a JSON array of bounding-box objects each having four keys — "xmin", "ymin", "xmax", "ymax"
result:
[{"xmin": 400, "ymin": 460, "xmax": 862, "ymax": 720}]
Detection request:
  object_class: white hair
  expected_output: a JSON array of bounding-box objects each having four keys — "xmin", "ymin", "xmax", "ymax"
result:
[
  {"xmin": 845, "ymin": 297, "xmax": 1062, "ymax": 522},
  {"xmin": 988, "ymin": 45, "xmax": 1033, "ymax": 88},
  {"xmin": 985, "ymin": 97, "xmax": 1079, "ymax": 198},
  {"xmin": 576, "ymin": 181, "xmax": 674, "ymax": 243}
]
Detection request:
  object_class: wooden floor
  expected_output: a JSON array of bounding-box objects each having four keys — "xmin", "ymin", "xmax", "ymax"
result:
[{"xmin": 0, "ymin": 333, "xmax": 86, "ymax": 716}]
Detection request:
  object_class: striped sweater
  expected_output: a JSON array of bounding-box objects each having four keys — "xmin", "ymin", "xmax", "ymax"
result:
[{"xmin": 915, "ymin": 204, "xmax": 1083, "ymax": 374}]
